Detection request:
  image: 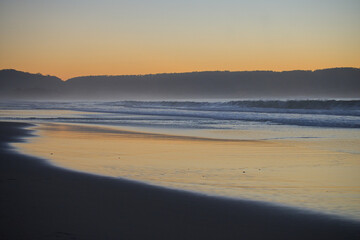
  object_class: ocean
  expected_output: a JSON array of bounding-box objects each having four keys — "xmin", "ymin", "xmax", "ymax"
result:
[
  {"xmin": 1, "ymin": 99, "xmax": 359, "ymax": 220},
  {"xmin": 1, "ymin": 99, "xmax": 360, "ymax": 129}
]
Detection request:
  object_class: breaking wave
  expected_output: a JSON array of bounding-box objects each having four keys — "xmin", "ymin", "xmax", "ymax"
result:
[{"xmin": 1, "ymin": 100, "xmax": 359, "ymax": 128}]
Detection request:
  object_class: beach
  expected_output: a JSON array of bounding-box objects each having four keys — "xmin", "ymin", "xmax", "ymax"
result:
[
  {"xmin": 2, "ymin": 0, "xmax": 360, "ymax": 238},
  {"xmin": 1, "ymin": 121, "xmax": 359, "ymax": 239},
  {"xmin": 14, "ymin": 121, "xmax": 360, "ymax": 220}
]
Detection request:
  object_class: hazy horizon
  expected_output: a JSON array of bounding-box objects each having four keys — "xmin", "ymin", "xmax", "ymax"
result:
[
  {"xmin": 1, "ymin": 67, "xmax": 359, "ymax": 100},
  {"xmin": 2, "ymin": 67, "xmax": 359, "ymax": 81}
]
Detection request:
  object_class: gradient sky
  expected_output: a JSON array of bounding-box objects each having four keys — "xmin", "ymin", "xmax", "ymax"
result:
[{"xmin": 0, "ymin": 0, "xmax": 359, "ymax": 79}]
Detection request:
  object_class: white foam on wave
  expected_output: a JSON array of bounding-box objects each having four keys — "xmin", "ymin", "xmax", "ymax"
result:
[{"xmin": 1, "ymin": 100, "xmax": 360, "ymax": 128}]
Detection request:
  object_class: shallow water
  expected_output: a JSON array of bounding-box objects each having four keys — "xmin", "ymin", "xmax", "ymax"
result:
[
  {"xmin": 1, "ymin": 100, "xmax": 360, "ymax": 220},
  {"xmin": 12, "ymin": 121, "xmax": 360, "ymax": 221}
]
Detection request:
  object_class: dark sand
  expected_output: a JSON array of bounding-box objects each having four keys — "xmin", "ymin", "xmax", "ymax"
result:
[{"xmin": 0, "ymin": 122, "xmax": 359, "ymax": 240}]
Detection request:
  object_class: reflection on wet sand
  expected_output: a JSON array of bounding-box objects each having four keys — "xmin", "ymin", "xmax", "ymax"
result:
[{"xmin": 15, "ymin": 123, "xmax": 360, "ymax": 220}]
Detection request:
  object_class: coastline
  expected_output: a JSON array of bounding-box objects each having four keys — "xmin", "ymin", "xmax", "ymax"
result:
[
  {"xmin": 0, "ymin": 121, "xmax": 359, "ymax": 239},
  {"xmin": 15, "ymin": 121, "xmax": 360, "ymax": 220}
]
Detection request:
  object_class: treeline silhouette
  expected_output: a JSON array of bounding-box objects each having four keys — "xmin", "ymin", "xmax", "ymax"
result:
[{"xmin": 1, "ymin": 68, "xmax": 359, "ymax": 100}]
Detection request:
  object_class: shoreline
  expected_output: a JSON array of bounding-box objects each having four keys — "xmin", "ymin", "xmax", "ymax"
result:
[
  {"xmin": 16, "ymin": 121, "xmax": 360, "ymax": 220},
  {"xmin": 1, "ymin": 121, "xmax": 359, "ymax": 239}
]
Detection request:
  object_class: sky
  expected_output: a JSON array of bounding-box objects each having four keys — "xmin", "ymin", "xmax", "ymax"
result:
[{"xmin": 0, "ymin": 0, "xmax": 359, "ymax": 80}]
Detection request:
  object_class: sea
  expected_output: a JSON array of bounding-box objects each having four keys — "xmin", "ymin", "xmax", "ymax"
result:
[
  {"xmin": 1, "ymin": 99, "xmax": 360, "ymax": 129},
  {"xmin": 1, "ymin": 99, "xmax": 359, "ymax": 220}
]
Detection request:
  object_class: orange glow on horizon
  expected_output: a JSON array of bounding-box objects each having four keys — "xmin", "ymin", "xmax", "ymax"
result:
[
  {"xmin": 1, "ymin": 0, "xmax": 359, "ymax": 80},
  {"xmin": 1, "ymin": 53, "xmax": 359, "ymax": 81},
  {"xmin": 1, "ymin": 36, "xmax": 359, "ymax": 80}
]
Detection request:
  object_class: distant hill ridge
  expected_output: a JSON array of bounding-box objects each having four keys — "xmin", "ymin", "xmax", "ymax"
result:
[{"xmin": 1, "ymin": 68, "xmax": 359, "ymax": 100}]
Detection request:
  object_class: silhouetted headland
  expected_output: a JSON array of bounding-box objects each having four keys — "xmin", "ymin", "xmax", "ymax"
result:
[{"xmin": 1, "ymin": 68, "xmax": 359, "ymax": 100}]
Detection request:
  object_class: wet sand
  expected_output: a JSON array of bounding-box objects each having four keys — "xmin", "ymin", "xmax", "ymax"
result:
[
  {"xmin": 0, "ymin": 121, "xmax": 359, "ymax": 239},
  {"xmin": 16, "ymin": 122, "xmax": 360, "ymax": 219}
]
